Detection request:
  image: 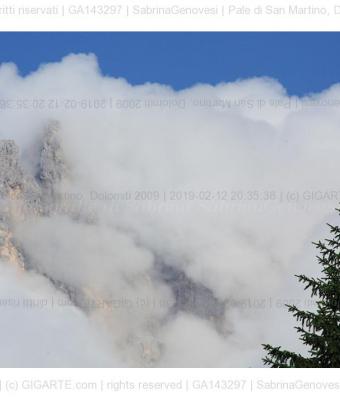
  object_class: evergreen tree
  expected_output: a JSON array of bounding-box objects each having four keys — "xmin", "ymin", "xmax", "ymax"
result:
[{"xmin": 263, "ymin": 213, "xmax": 340, "ymax": 367}]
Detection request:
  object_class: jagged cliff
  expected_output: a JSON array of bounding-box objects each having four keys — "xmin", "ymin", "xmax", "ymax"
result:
[
  {"xmin": 0, "ymin": 139, "xmax": 42, "ymax": 219},
  {"xmin": 0, "ymin": 121, "xmax": 67, "ymax": 269},
  {"xmin": 0, "ymin": 123, "xmax": 164, "ymax": 365},
  {"xmin": 39, "ymin": 120, "xmax": 68, "ymax": 188},
  {"xmin": 0, "ymin": 125, "xmax": 226, "ymax": 365}
]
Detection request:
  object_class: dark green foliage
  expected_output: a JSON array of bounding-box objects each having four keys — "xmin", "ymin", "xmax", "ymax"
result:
[{"xmin": 263, "ymin": 214, "xmax": 340, "ymax": 367}]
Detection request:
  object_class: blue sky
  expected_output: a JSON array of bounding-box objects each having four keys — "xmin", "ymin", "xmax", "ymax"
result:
[{"xmin": 0, "ymin": 32, "xmax": 339, "ymax": 96}]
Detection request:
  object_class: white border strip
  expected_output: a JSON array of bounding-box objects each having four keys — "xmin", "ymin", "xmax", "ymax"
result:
[
  {"xmin": 0, "ymin": 0, "xmax": 340, "ymax": 31},
  {"xmin": 0, "ymin": 368, "xmax": 339, "ymax": 399}
]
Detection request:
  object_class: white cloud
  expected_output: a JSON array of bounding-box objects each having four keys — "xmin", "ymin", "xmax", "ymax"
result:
[
  {"xmin": 0, "ymin": 260, "xmax": 117, "ymax": 367},
  {"xmin": 0, "ymin": 53, "xmax": 338, "ymax": 366}
]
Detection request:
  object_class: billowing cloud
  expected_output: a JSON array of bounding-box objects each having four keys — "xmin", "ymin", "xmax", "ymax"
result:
[{"xmin": 0, "ymin": 54, "xmax": 338, "ymax": 366}]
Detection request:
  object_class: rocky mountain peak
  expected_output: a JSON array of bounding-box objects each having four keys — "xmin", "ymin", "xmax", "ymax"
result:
[
  {"xmin": 0, "ymin": 139, "xmax": 23, "ymax": 196},
  {"xmin": 39, "ymin": 120, "xmax": 68, "ymax": 188}
]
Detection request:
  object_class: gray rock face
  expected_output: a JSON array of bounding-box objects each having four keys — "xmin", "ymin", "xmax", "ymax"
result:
[
  {"xmin": 37, "ymin": 121, "xmax": 69, "ymax": 215},
  {"xmin": 0, "ymin": 140, "xmax": 22, "ymax": 196},
  {"xmin": 39, "ymin": 120, "xmax": 68, "ymax": 189},
  {"xmin": 0, "ymin": 140, "xmax": 19, "ymax": 167},
  {"xmin": 159, "ymin": 264, "xmax": 225, "ymax": 325},
  {"xmin": 0, "ymin": 139, "xmax": 42, "ymax": 219}
]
